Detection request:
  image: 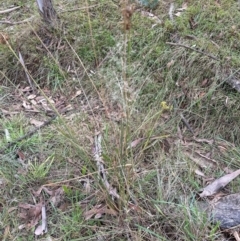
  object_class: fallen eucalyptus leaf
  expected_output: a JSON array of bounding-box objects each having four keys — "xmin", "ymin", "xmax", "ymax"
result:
[{"xmin": 200, "ymin": 169, "xmax": 240, "ymax": 197}]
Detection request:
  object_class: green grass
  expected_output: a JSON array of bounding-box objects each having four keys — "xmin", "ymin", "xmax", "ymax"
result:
[{"xmin": 1, "ymin": 0, "xmax": 240, "ymax": 240}]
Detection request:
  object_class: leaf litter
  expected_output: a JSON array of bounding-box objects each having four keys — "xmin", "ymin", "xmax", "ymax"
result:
[
  {"xmin": 18, "ymin": 202, "xmax": 43, "ymax": 230},
  {"xmin": 18, "ymin": 186, "xmax": 64, "ymax": 235},
  {"xmin": 199, "ymin": 169, "xmax": 240, "ymax": 197},
  {"xmin": 176, "ymin": 136, "xmax": 240, "ymax": 239},
  {"xmin": 84, "ymin": 204, "xmax": 118, "ymax": 220},
  {"xmin": 197, "ymin": 165, "xmax": 240, "ymax": 240}
]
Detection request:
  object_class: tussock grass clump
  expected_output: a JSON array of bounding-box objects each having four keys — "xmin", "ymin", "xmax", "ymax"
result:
[{"xmin": 1, "ymin": 0, "xmax": 240, "ymax": 240}]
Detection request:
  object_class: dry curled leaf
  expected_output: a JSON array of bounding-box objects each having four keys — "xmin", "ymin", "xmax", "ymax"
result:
[
  {"xmin": 84, "ymin": 204, "xmax": 118, "ymax": 220},
  {"xmin": 16, "ymin": 150, "xmax": 25, "ymax": 161},
  {"xmin": 18, "ymin": 202, "xmax": 43, "ymax": 229},
  {"xmin": 200, "ymin": 169, "xmax": 240, "ymax": 197},
  {"xmin": 32, "ymin": 186, "xmax": 64, "ymax": 207},
  {"xmin": 49, "ymin": 187, "xmax": 64, "ymax": 207},
  {"xmin": 18, "ymin": 203, "xmax": 42, "ymax": 219}
]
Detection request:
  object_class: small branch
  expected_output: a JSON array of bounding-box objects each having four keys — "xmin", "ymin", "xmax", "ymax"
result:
[
  {"xmin": 94, "ymin": 133, "xmax": 120, "ymax": 200},
  {"xmin": 180, "ymin": 114, "xmax": 194, "ymax": 135},
  {"xmin": 0, "ymin": 6, "xmax": 21, "ymax": 14},
  {"xmin": 0, "ymin": 115, "xmax": 57, "ymax": 154},
  {"xmin": 166, "ymin": 42, "xmax": 219, "ymax": 61},
  {"xmin": 19, "ymin": 51, "xmax": 34, "ymax": 89}
]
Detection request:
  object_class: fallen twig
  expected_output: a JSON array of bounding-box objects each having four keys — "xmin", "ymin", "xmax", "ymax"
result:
[
  {"xmin": 0, "ymin": 6, "xmax": 21, "ymax": 14},
  {"xmin": 0, "ymin": 115, "xmax": 57, "ymax": 154},
  {"xmin": 94, "ymin": 133, "xmax": 120, "ymax": 200},
  {"xmin": 180, "ymin": 113, "xmax": 194, "ymax": 135},
  {"xmin": 19, "ymin": 51, "xmax": 34, "ymax": 89},
  {"xmin": 166, "ymin": 42, "xmax": 219, "ymax": 61}
]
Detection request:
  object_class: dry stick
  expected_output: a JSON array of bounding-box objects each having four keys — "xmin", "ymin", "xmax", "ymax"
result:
[
  {"xmin": 0, "ymin": 115, "xmax": 57, "ymax": 154},
  {"xmin": 19, "ymin": 51, "xmax": 34, "ymax": 89},
  {"xmin": 180, "ymin": 113, "xmax": 194, "ymax": 135},
  {"xmin": 166, "ymin": 42, "xmax": 220, "ymax": 61},
  {"xmin": 0, "ymin": 6, "xmax": 21, "ymax": 14},
  {"xmin": 94, "ymin": 133, "xmax": 120, "ymax": 200}
]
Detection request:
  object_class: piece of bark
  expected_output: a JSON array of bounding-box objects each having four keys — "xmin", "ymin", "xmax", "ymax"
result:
[
  {"xmin": 211, "ymin": 194, "xmax": 240, "ymax": 229},
  {"xmin": 227, "ymin": 78, "xmax": 240, "ymax": 93},
  {"xmin": 198, "ymin": 193, "xmax": 240, "ymax": 229}
]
